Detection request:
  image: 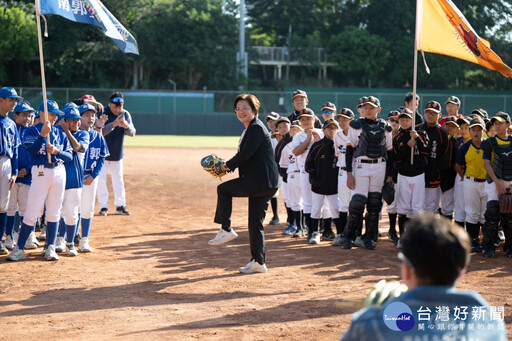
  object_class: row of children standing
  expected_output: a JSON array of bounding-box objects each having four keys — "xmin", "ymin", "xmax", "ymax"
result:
[
  {"xmin": 266, "ymin": 89, "xmax": 512, "ymax": 259},
  {"xmin": 0, "ymin": 87, "xmax": 110, "ymax": 261}
]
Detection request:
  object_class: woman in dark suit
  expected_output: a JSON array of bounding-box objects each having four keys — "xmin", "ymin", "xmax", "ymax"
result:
[{"xmin": 208, "ymin": 94, "xmax": 279, "ymax": 274}]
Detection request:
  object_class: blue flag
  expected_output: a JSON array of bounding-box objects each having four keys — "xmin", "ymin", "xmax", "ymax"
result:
[{"xmin": 36, "ymin": 0, "xmax": 139, "ymax": 55}]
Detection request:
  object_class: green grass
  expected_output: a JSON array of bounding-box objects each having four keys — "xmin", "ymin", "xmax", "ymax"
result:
[{"xmin": 124, "ymin": 135, "xmax": 239, "ymax": 148}]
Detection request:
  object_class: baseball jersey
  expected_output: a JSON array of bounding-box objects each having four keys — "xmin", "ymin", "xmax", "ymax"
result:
[
  {"xmin": 291, "ymin": 128, "xmax": 324, "ymax": 171},
  {"xmin": 23, "ymin": 123, "xmax": 72, "ymax": 166},
  {"xmin": 279, "ymin": 143, "xmax": 299, "ymax": 173},
  {"xmin": 305, "ymin": 137, "xmax": 338, "ymax": 195},
  {"xmin": 392, "ymin": 128, "xmax": 429, "ymax": 177},
  {"xmin": 84, "ymin": 129, "xmax": 110, "ymax": 179},
  {"xmin": 0, "ymin": 114, "xmax": 20, "ymax": 176},
  {"xmin": 418, "ymin": 123, "xmax": 451, "ymax": 188},
  {"xmin": 333, "ymin": 130, "xmax": 350, "ymax": 168},
  {"xmin": 346, "ymin": 119, "xmax": 393, "ymax": 159},
  {"xmin": 64, "ymin": 129, "xmax": 90, "ymax": 190},
  {"xmin": 102, "ymin": 107, "xmax": 136, "ymax": 161},
  {"xmin": 456, "ymin": 140, "xmax": 486, "ymax": 179},
  {"xmin": 15, "ymin": 126, "xmax": 32, "ymax": 185}
]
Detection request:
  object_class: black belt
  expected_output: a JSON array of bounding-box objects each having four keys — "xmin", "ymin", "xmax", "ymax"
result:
[
  {"xmin": 340, "ymin": 167, "xmax": 346, "ymax": 170},
  {"xmin": 360, "ymin": 158, "xmax": 383, "ymax": 164},
  {"xmin": 43, "ymin": 162, "xmax": 60, "ymax": 169},
  {"xmin": 466, "ymin": 176, "xmax": 485, "ymax": 183}
]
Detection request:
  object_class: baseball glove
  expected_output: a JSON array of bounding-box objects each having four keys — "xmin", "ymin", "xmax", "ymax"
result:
[
  {"xmin": 382, "ymin": 181, "xmax": 395, "ymax": 205},
  {"xmin": 363, "ymin": 280, "xmax": 408, "ymax": 308},
  {"xmin": 499, "ymin": 188, "xmax": 512, "ymax": 213},
  {"xmin": 201, "ymin": 154, "xmax": 227, "ymax": 179}
]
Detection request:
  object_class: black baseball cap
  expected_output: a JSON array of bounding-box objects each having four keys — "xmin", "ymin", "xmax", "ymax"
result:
[
  {"xmin": 471, "ymin": 108, "xmax": 488, "ymax": 120},
  {"xmin": 363, "ymin": 96, "xmax": 381, "ymax": 108},
  {"xmin": 292, "ymin": 89, "xmax": 307, "ymax": 99},
  {"xmin": 298, "ymin": 108, "xmax": 315, "ymax": 119},
  {"xmin": 491, "ymin": 112, "xmax": 511, "ymax": 124},
  {"xmin": 445, "ymin": 96, "xmax": 461, "ymax": 106},
  {"xmin": 398, "ymin": 108, "xmax": 414, "ymax": 119},
  {"xmin": 336, "ymin": 108, "xmax": 355, "ymax": 120},
  {"xmin": 425, "ymin": 101, "xmax": 441, "ymax": 113},
  {"xmin": 387, "ymin": 110, "xmax": 400, "ymax": 119},
  {"xmin": 469, "ymin": 117, "xmax": 485, "ymax": 129},
  {"xmin": 265, "ymin": 111, "xmax": 279, "ymax": 122},
  {"xmin": 444, "ymin": 116, "xmax": 460, "ymax": 128}
]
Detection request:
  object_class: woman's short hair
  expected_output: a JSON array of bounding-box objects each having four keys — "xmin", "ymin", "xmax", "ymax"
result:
[{"xmin": 233, "ymin": 94, "xmax": 261, "ymax": 115}]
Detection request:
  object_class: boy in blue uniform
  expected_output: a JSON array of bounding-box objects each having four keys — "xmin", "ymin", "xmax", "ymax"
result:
[
  {"xmin": 4, "ymin": 101, "xmax": 36, "ymax": 251},
  {"xmin": 6, "ymin": 100, "xmax": 72, "ymax": 261},
  {"xmin": 0, "ymin": 87, "xmax": 21, "ymax": 254},
  {"xmin": 79, "ymin": 103, "xmax": 109, "ymax": 252},
  {"xmin": 55, "ymin": 104, "xmax": 90, "ymax": 256}
]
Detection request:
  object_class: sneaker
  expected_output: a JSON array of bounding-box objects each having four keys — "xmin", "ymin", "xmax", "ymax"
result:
[
  {"xmin": 396, "ymin": 240, "xmax": 403, "ymax": 249},
  {"xmin": 98, "ymin": 208, "xmax": 108, "ymax": 216},
  {"xmin": 282, "ymin": 225, "xmax": 297, "ymax": 235},
  {"xmin": 364, "ymin": 239, "xmax": 376, "ymax": 250},
  {"xmin": 6, "ymin": 246, "xmax": 26, "ymax": 261},
  {"xmin": 387, "ymin": 231, "xmax": 399, "ymax": 245},
  {"xmin": 471, "ymin": 239, "xmax": 483, "ymax": 253},
  {"xmin": 45, "ymin": 245, "xmax": 59, "ymax": 261},
  {"xmin": 4, "ymin": 235, "xmax": 16, "ymax": 250},
  {"xmin": 0, "ymin": 243, "xmax": 8, "ymax": 255},
  {"xmin": 494, "ymin": 239, "xmax": 501, "ymax": 248},
  {"xmin": 321, "ymin": 231, "xmax": 336, "ymax": 241},
  {"xmin": 341, "ymin": 238, "xmax": 354, "ymax": 249},
  {"xmin": 38, "ymin": 225, "xmax": 46, "ymax": 240},
  {"xmin": 482, "ymin": 249, "xmax": 496, "ymax": 258},
  {"xmin": 66, "ymin": 243, "xmax": 78, "ymax": 257},
  {"xmin": 79, "ymin": 237, "xmax": 93, "ymax": 252},
  {"xmin": 269, "ymin": 218, "xmax": 280, "ymax": 225},
  {"xmin": 208, "ymin": 228, "xmax": 238, "ymax": 246},
  {"xmin": 498, "ymin": 230, "xmax": 505, "ymax": 241},
  {"xmin": 239, "ymin": 260, "xmax": 268, "ymax": 274},
  {"xmin": 293, "ymin": 229, "xmax": 306, "ymax": 238},
  {"xmin": 116, "ymin": 206, "xmax": 130, "ymax": 215},
  {"xmin": 332, "ymin": 234, "xmax": 343, "ymax": 246},
  {"xmin": 308, "ymin": 232, "xmax": 321, "ymax": 244},
  {"xmin": 25, "ymin": 232, "xmax": 40, "ymax": 249},
  {"xmin": 74, "ymin": 234, "xmax": 81, "ymax": 246},
  {"xmin": 55, "ymin": 236, "xmax": 66, "ymax": 253},
  {"xmin": 354, "ymin": 236, "xmax": 364, "ymax": 247}
]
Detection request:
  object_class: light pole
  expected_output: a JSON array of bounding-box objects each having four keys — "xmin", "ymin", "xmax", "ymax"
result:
[{"xmin": 168, "ymin": 79, "xmax": 176, "ymax": 113}]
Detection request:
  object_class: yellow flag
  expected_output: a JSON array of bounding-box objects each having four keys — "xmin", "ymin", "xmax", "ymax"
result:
[{"xmin": 416, "ymin": 0, "xmax": 512, "ymax": 77}]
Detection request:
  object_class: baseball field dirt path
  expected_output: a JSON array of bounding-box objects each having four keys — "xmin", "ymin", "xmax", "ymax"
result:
[{"xmin": 1, "ymin": 147, "xmax": 511, "ymax": 340}]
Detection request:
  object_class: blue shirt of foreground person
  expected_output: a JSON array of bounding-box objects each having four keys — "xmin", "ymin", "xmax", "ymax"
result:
[{"xmin": 341, "ymin": 212, "xmax": 506, "ymax": 341}]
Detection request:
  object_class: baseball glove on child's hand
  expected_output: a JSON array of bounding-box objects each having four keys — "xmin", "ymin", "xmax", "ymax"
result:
[
  {"xmin": 499, "ymin": 188, "xmax": 512, "ymax": 213},
  {"xmin": 363, "ymin": 280, "xmax": 408, "ymax": 308},
  {"xmin": 201, "ymin": 154, "xmax": 227, "ymax": 179}
]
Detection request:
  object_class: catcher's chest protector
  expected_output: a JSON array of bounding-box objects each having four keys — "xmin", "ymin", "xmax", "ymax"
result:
[
  {"xmin": 354, "ymin": 119, "xmax": 387, "ymax": 160},
  {"xmin": 490, "ymin": 138, "xmax": 512, "ymax": 181}
]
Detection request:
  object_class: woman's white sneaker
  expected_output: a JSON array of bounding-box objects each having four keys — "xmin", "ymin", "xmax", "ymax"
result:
[
  {"xmin": 239, "ymin": 260, "xmax": 268, "ymax": 274},
  {"xmin": 208, "ymin": 228, "xmax": 238, "ymax": 245}
]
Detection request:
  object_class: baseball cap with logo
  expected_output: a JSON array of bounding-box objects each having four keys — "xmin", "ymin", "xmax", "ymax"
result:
[
  {"xmin": 425, "ymin": 101, "xmax": 441, "ymax": 113},
  {"xmin": 387, "ymin": 110, "xmax": 400, "ymax": 119},
  {"xmin": 363, "ymin": 96, "xmax": 380, "ymax": 108},
  {"xmin": 336, "ymin": 108, "xmax": 355, "ymax": 120},
  {"xmin": 321, "ymin": 102, "xmax": 336, "ymax": 113},
  {"xmin": 275, "ymin": 116, "xmax": 290, "ymax": 126},
  {"xmin": 398, "ymin": 108, "xmax": 414, "ymax": 119},
  {"xmin": 357, "ymin": 96, "xmax": 367, "ymax": 109},
  {"xmin": 323, "ymin": 118, "xmax": 340, "ymax": 129},
  {"xmin": 456, "ymin": 117, "xmax": 470, "ymax": 126},
  {"xmin": 81, "ymin": 94, "xmax": 96, "ymax": 101},
  {"xmin": 38, "ymin": 100, "xmax": 64, "ymax": 115},
  {"xmin": 469, "ymin": 117, "xmax": 485, "ymax": 129},
  {"xmin": 292, "ymin": 89, "xmax": 308, "ymax": 100},
  {"xmin": 63, "ymin": 105, "xmax": 81, "ymax": 121},
  {"xmin": 13, "ymin": 101, "xmax": 35, "ymax": 115},
  {"xmin": 78, "ymin": 103, "xmax": 97, "ymax": 115},
  {"xmin": 290, "ymin": 120, "xmax": 303, "ymax": 130},
  {"xmin": 0, "ymin": 87, "xmax": 23, "ymax": 100},
  {"xmin": 445, "ymin": 96, "xmax": 461, "ymax": 106},
  {"xmin": 298, "ymin": 108, "xmax": 315, "ymax": 119},
  {"xmin": 444, "ymin": 116, "xmax": 460, "ymax": 128},
  {"xmin": 471, "ymin": 108, "xmax": 488, "ymax": 120},
  {"xmin": 265, "ymin": 111, "xmax": 280, "ymax": 122},
  {"xmin": 491, "ymin": 112, "xmax": 511, "ymax": 124}
]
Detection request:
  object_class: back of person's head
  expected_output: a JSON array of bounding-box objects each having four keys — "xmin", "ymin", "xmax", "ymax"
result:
[
  {"xmin": 402, "ymin": 212, "xmax": 470, "ymax": 286},
  {"xmin": 404, "ymin": 92, "xmax": 420, "ymax": 104}
]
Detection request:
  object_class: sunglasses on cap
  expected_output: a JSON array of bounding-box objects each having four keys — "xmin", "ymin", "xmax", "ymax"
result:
[
  {"xmin": 322, "ymin": 110, "xmax": 334, "ymax": 114},
  {"xmin": 111, "ymin": 97, "xmax": 124, "ymax": 104}
]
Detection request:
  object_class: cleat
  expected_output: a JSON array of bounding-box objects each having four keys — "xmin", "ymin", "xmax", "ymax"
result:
[
  {"xmin": 269, "ymin": 218, "xmax": 280, "ymax": 225},
  {"xmin": 321, "ymin": 231, "xmax": 336, "ymax": 241},
  {"xmin": 98, "ymin": 208, "xmax": 108, "ymax": 216},
  {"xmin": 282, "ymin": 225, "xmax": 297, "ymax": 235},
  {"xmin": 308, "ymin": 232, "xmax": 321, "ymax": 244},
  {"xmin": 74, "ymin": 234, "xmax": 81, "ymax": 246},
  {"xmin": 116, "ymin": 206, "xmax": 130, "ymax": 215},
  {"xmin": 66, "ymin": 243, "xmax": 78, "ymax": 257},
  {"xmin": 45, "ymin": 245, "xmax": 59, "ymax": 261},
  {"xmin": 364, "ymin": 239, "xmax": 376, "ymax": 250},
  {"xmin": 4, "ymin": 235, "xmax": 16, "ymax": 250},
  {"xmin": 55, "ymin": 236, "xmax": 66, "ymax": 253},
  {"xmin": 25, "ymin": 232, "xmax": 40, "ymax": 249},
  {"xmin": 342, "ymin": 239, "xmax": 354, "ymax": 249},
  {"xmin": 79, "ymin": 237, "xmax": 93, "ymax": 252},
  {"xmin": 6, "ymin": 246, "xmax": 26, "ymax": 261}
]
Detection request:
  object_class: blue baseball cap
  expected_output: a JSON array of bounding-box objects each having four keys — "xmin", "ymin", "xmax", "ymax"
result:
[
  {"xmin": 78, "ymin": 103, "xmax": 97, "ymax": 115},
  {"xmin": 13, "ymin": 101, "xmax": 35, "ymax": 115},
  {"xmin": 63, "ymin": 106, "xmax": 81, "ymax": 121},
  {"xmin": 38, "ymin": 100, "xmax": 64, "ymax": 115},
  {"xmin": 0, "ymin": 87, "xmax": 23, "ymax": 100}
]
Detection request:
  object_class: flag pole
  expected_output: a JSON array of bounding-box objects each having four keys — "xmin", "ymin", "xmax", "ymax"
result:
[
  {"xmin": 411, "ymin": 0, "xmax": 422, "ymax": 164},
  {"xmin": 35, "ymin": 0, "xmax": 52, "ymax": 163}
]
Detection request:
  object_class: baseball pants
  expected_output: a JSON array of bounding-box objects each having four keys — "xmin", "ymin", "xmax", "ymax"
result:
[
  {"xmin": 453, "ymin": 176, "xmax": 466, "ymax": 222},
  {"xmin": 81, "ymin": 177, "xmax": 100, "ymax": 220},
  {"xmin": 280, "ymin": 177, "xmax": 291, "ymax": 208},
  {"xmin": 0, "ymin": 156, "xmax": 12, "ymax": 213},
  {"xmin": 463, "ymin": 178, "xmax": 487, "ymax": 224},
  {"xmin": 300, "ymin": 171, "xmax": 313, "ymax": 214},
  {"xmin": 485, "ymin": 179, "xmax": 512, "ymax": 202},
  {"xmin": 287, "ymin": 172, "xmax": 302, "ymax": 212},
  {"xmin": 61, "ymin": 188, "xmax": 82, "ymax": 226},
  {"xmin": 97, "ymin": 160, "xmax": 126, "ymax": 209},
  {"xmin": 440, "ymin": 187, "xmax": 455, "ymax": 216},
  {"xmin": 311, "ymin": 193, "xmax": 338, "ymax": 219},
  {"xmin": 7, "ymin": 183, "xmax": 29, "ymax": 217},
  {"xmin": 424, "ymin": 187, "xmax": 441, "ymax": 213},
  {"xmin": 338, "ymin": 169, "xmax": 352, "ymax": 212},
  {"xmin": 396, "ymin": 173, "xmax": 425, "ymax": 218},
  {"xmin": 352, "ymin": 160, "xmax": 386, "ymax": 196}
]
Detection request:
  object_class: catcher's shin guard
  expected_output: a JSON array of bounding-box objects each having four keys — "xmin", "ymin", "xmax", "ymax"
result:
[
  {"xmin": 346, "ymin": 194, "xmax": 367, "ymax": 240},
  {"xmin": 502, "ymin": 213, "xmax": 512, "ymax": 252},
  {"xmin": 483, "ymin": 200, "xmax": 501, "ymax": 251},
  {"xmin": 365, "ymin": 192, "xmax": 383, "ymax": 242}
]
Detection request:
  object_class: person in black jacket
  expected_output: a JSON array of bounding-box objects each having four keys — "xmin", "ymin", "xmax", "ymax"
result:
[
  {"xmin": 393, "ymin": 109, "xmax": 429, "ymax": 247},
  {"xmin": 208, "ymin": 94, "xmax": 279, "ymax": 274},
  {"xmin": 305, "ymin": 119, "xmax": 341, "ymax": 244}
]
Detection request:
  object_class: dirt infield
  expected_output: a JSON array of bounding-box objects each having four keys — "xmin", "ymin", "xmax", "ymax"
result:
[{"xmin": 1, "ymin": 147, "xmax": 511, "ymax": 340}]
